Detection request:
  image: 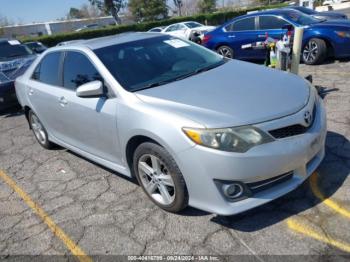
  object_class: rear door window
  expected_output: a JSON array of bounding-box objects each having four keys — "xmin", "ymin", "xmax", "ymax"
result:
[
  {"xmin": 32, "ymin": 52, "xmax": 61, "ymax": 86},
  {"xmin": 62, "ymin": 51, "xmax": 102, "ymax": 91},
  {"xmin": 226, "ymin": 17, "xmax": 256, "ymax": 31}
]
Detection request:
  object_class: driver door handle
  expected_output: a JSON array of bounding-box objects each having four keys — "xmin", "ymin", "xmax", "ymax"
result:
[
  {"xmin": 59, "ymin": 96, "xmax": 68, "ymax": 107},
  {"xmin": 28, "ymin": 88, "xmax": 34, "ymax": 96}
]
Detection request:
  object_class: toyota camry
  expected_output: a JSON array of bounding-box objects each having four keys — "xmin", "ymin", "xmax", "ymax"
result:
[{"xmin": 15, "ymin": 33, "xmax": 326, "ymax": 215}]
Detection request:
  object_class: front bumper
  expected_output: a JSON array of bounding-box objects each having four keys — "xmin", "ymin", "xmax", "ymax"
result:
[
  {"xmin": 176, "ymin": 96, "xmax": 327, "ymax": 215},
  {"xmin": 0, "ymin": 81, "xmax": 19, "ymax": 111},
  {"xmin": 333, "ymin": 36, "xmax": 350, "ymax": 58}
]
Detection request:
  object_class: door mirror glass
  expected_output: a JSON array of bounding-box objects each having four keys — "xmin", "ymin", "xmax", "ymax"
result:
[
  {"xmin": 76, "ymin": 80, "xmax": 103, "ymax": 98},
  {"xmin": 282, "ymin": 24, "xmax": 294, "ymax": 31}
]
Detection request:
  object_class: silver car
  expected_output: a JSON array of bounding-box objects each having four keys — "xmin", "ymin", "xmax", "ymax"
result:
[{"xmin": 15, "ymin": 33, "xmax": 327, "ymax": 215}]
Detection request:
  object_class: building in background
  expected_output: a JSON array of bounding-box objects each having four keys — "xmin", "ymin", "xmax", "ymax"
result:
[{"xmin": 0, "ymin": 15, "xmax": 131, "ymax": 39}]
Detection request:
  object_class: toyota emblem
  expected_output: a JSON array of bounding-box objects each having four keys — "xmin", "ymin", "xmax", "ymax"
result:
[{"xmin": 304, "ymin": 111, "xmax": 313, "ymax": 127}]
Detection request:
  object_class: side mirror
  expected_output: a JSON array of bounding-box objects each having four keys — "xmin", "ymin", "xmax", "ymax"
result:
[
  {"xmin": 76, "ymin": 80, "xmax": 104, "ymax": 98},
  {"xmin": 282, "ymin": 24, "xmax": 294, "ymax": 31}
]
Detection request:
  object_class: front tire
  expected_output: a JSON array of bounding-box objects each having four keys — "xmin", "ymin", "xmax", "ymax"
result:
[
  {"xmin": 217, "ymin": 45, "xmax": 234, "ymax": 59},
  {"xmin": 302, "ymin": 38, "xmax": 327, "ymax": 65},
  {"xmin": 133, "ymin": 142, "xmax": 188, "ymax": 213},
  {"xmin": 28, "ymin": 110, "xmax": 54, "ymax": 149}
]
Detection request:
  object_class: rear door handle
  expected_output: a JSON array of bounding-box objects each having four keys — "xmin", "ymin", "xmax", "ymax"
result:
[
  {"xmin": 59, "ymin": 96, "xmax": 68, "ymax": 107},
  {"xmin": 228, "ymin": 35, "xmax": 236, "ymax": 38},
  {"xmin": 258, "ymin": 34, "xmax": 266, "ymax": 38}
]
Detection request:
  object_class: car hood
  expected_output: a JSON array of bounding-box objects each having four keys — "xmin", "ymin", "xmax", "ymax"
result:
[
  {"xmin": 135, "ymin": 60, "xmax": 310, "ymax": 128},
  {"xmin": 311, "ymin": 19, "xmax": 350, "ymax": 28},
  {"xmin": 323, "ymin": 11, "xmax": 346, "ymax": 17},
  {"xmin": 0, "ymin": 55, "xmax": 37, "ymax": 82}
]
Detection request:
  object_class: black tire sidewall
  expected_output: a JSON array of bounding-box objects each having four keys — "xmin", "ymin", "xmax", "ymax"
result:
[{"xmin": 133, "ymin": 142, "xmax": 188, "ymax": 213}]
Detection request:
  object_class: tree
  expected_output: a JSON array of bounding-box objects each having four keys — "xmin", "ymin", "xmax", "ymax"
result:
[
  {"xmin": 129, "ymin": 0, "xmax": 168, "ymax": 22},
  {"xmin": 198, "ymin": 0, "xmax": 216, "ymax": 13},
  {"xmin": 0, "ymin": 14, "xmax": 12, "ymax": 26},
  {"xmin": 173, "ymin": 0, "xmax": 183, "ymax": 16},
  {"xmin": 67, "ymin": 7, "xmax": 85, "ymax": 19},
  {"xmin": 180, "ymin": 0, "xmax": 199, "ymax": 16},
  {"xmin": 89, "ymin": 0, "xmax": 126, "ymax": 24}
]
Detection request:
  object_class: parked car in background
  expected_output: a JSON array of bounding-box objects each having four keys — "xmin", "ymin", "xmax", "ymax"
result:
[
  {"xmin": 0, "ymin": 39, "xmax": 37, "ymax": 110},
  {"xmin": 24, "ymin": 41, "xmax": 48, "ymax": 54},
  {"xmin": 15, "ymin": 33, "xmax": 326, "ymax": 215},
  {"xmin": 148, "ymin": 26, "xmax": 166, "ymax": 32},
  {"xmin": 203, "ymin": 9, "xmax": 350, "ymax": 65},
  {"xmin": 75, "ymin": 23, "xmax": 104, "ymax": 32},
  {"xmin": 162, "ymin": 21, "xmax": 216, "ymax": 42},
  {"xmin": 286, "ymin": 6, "xmax": 347, "ymax": 20},
  {"xmin": 322, "ymin": 0, "xmax": 347, "ymax": 5}
]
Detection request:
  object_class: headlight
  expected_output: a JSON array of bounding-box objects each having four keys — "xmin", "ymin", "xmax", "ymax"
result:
[
  {"xmin": 183, "ymin": 126, "xmax": 274, "ymax": 153},
  {"xmin": 335, "ymin": 31, "xmax": 350, "ymax": 38}
]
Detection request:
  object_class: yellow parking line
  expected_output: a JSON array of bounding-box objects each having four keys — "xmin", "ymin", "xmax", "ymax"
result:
[
  {"xmin": 287, "ymin": 218, "xmax": 350, "ymax": 253},
  {"xmin": 310, "ymin": 173, "xmax": 350, "ymax": 219},
  {"xmin": 0, "ymin": 170, "xmax": 93, "ymax": 262}
]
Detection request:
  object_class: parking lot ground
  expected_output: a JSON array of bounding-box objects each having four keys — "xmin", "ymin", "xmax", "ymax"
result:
[{"xmin": 0, "ymin": 60, "xmax": 349, "ymax": 260}]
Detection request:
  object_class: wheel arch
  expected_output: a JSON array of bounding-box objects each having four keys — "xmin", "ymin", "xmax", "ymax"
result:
[
  {"xmin": 125, "ymin": 135, "xmax": 161, "ymax": 177},
  {"xmin": 214, "ymin": 42, "xmax": 232, "ymax": 51},
  {"xmin": 24, "ymin": 105, "xmax": 32, "ymax": 128}
]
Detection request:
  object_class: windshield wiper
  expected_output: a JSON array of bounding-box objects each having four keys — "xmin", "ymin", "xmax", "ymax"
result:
[
  {"xmin": 134, "ymin": 59, "xmax": 226, "ymax": 92},
  {"xmin": 175, "ymin": 60, "xmax": 226, "ymax": 81},
  {"xmin": 134, "ymin": 79, "xmax": 176, "ymax": 91}
]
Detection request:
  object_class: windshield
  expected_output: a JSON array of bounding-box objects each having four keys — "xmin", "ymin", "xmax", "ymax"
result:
[
  {"xmin": 94, "ymin": 35, "xmax": 225, "ymax": 92},
  {"xmin": 284, "ymin": 10, "xmax": 321, "ymax": 25},
  {"xmin": 184, "ymin": 22, "xmax": 203, "ymax": 29},
  {"xmin": 0, "ymin": 43, "xmax": 33, "ymax": 61}
]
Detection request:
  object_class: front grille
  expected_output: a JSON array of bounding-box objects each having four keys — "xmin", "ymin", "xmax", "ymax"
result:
[
  {"xmin": 269, "ymin": 103, "xmax": 317, "ymax": 139},
  {"xmin": 269, "ymin": 124, "xmax": 308, "ymax": 139},
  {"xmin": 247, "ymin": 171, "xmax": 294, "ymax": 194}
]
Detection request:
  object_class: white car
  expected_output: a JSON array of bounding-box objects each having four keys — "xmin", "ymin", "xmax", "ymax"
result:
[
  {"xmin": 162, "ymin": 21, "xmax": 216, "ymax": 42},
  {"xmin": 322, "ymin": 0, "xmax": 346, "ymax": 5}
]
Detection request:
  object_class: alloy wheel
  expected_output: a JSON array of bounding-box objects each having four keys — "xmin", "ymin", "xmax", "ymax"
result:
[
  {"xmin": 138, "ymin": 154, "xmax": 175, "ymax": 206},
  {"xmin": 30, "ymin": 114, "xmax": 47, "ymax": 144},
  {"xmin": 303, "ymin": 40, "xmax": 318, "ymax": 64},
  {"xmin": 218, "ymin": 46, "xmax": 233, "ymax": 58}
]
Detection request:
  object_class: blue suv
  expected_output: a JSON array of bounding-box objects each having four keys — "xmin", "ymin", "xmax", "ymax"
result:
[{"xmin": 202, "ymin": 9, "xmax": 350, "ymax": 65}]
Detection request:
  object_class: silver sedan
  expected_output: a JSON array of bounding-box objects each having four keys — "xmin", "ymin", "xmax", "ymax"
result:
[{"xmin": 15, "ymin": 33, "xmax": 327, "ymax": 215}]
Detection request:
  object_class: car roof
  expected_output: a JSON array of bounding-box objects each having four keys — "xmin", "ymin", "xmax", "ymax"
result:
[
  {"xmin": 235, "ymin": 9, "xmax": 300, "ymax": 20},
  {"xmin": 54, "ymin": 32, "xmax": 164, "ymax": 50}
]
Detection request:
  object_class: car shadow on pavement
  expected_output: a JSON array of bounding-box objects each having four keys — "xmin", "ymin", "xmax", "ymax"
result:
[
  {"xmin": 210, "ymin": 131, "xmax": 350, "ymax": 232},
  {"xmin": 321, "ymin": 57, "xmax": 350, "ymax": 65},
  {"xmin": 67, "ymin": 150, "xmax": 140, "ymax": 186},
  {"xmin": 0, "ymin": 106, "xmax": 23, "ymax": 118}
]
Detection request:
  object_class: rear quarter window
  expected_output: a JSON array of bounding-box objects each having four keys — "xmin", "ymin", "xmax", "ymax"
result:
[{"xmin": 31, "ymin": 52, "xmax": 61, "ymax": 86}]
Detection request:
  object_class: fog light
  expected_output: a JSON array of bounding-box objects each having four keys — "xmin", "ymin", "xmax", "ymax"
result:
[{"xmin": 222, "ymin": 183, "xmax": 244, "ymax": 199}]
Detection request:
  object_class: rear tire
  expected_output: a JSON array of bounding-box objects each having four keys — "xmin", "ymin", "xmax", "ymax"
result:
[
  {"xmin": 133, "ymin": 142, "xmax": 188, "ymax": 213},
  {"xmin": 217, "ymin": 45, "xmax": 234, "ymax": 59},
  {"xmin": 302, "ymin": 38, "xmax": 327, "ymax": 65},
  {"xmin": 28, "ymin": 110, "xmax": 54, "ymax": 149}
]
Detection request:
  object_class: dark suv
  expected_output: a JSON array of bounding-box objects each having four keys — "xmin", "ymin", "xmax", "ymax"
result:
[{"xmin": 0, "ymin": 39, "xmax": 37, "ymax": 110}]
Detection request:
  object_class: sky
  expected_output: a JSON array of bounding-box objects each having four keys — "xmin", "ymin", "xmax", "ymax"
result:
[{"xmin": 0, "ymin": 0, "xmax": 89, "ymax": 24}]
